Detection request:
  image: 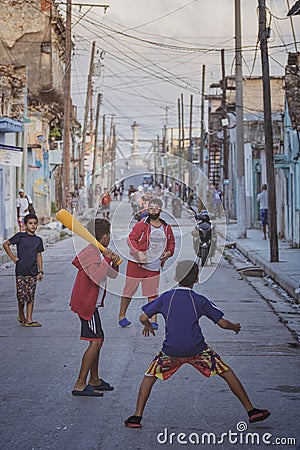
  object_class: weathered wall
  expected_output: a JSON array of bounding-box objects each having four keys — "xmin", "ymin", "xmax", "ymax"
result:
[
  {"xmin": 0, "ymin": 65, "xmax": 26, "ymax": 119},
  {"xmin": 0, "ymin": 0, "xmax": 64, "ymax": 106},
  {"xmin": 226, "ymin": 77, "xmax": 285, "ymax": 113},
  {"xmin": 285, "ymin": 53, "xmax": 300, "ymax": 130}
]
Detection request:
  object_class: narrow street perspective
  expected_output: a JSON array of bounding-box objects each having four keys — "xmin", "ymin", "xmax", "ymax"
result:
[
  {"xmin": 0, "ymin": 199, "xmax": 299, "ymax": 449},
  {"xmin": 0, "ymin": 1, "xmax": 300, "ymax": 449}
]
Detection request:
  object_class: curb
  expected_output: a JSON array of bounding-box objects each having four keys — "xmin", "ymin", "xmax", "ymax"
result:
[{"xmin": 227, "ymin": 238, "xmax": 300, "ymax": 304}]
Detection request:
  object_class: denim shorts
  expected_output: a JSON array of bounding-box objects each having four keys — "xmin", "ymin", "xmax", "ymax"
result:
[{"xmin": 260, "ymin": 209, "xmax": 268, "ymax": 226}]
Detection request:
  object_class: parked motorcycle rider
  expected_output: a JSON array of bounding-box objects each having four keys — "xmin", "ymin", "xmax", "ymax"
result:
[{"xmin": 191, "ymin": 209, "xmax": 217, "ymax": 266}]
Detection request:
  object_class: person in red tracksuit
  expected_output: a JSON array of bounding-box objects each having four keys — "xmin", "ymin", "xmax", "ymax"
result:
[
  {"xmin": 118, "ymin": 198, "xmax": 175, "ymax": 330},
  {"xmin": 70, "ymin": 219, "xmax": 119, "ymax": 397}
]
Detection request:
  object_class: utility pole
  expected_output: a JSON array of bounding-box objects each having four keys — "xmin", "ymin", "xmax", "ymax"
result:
[
  {"xmin": 221, "ymin": 49, "xmax": 230, "ymax": 224},
  {"xmin": 181, "ymin": 93, "xmax": 185, "ymax": 159},
  {"xmin": 61, "ymin": 3, "xmax": 109, "ymax": 206},
  {"xmin": 181, "ymin": 93, "xmax": 185, "ymax": 190},
  {"xmin": 258, "ymin": 0, "xmax": 279, "ymax": 262},
  {"xmin": 108, "ymin": 116, "xmax": 114, "ymax": 188},
  {"xmin": 198, "ymin": 65, "xmax": 206, "ymax": 212},
  {"xmin": 199, "ymin": 65, "xmax": 206, "ymax": 171},
  {"xmin": 91, "ymin": 92, "xmax": 101, "ymax": 206},
  {"xmin": 89, "ymin": 86, "xmax": 94, "ymax": 136},
  {"xmin": 80, "ymin": 41, "xmax": 96, "ymax": 184},
  {"xmin": 163, "ymin": 106, "xmax": 170, "ymax": 153},
  {"xmin": 188, "ymin": 94, "xmax": 193, "ymax": 190},
  {"xmin": 162, "ymin": 106, "xmax": 170, "ymax": 186},
  {"xmin": 154, "ymin": 135, "xmax": 159, "ymax": 185},
  {"xmin": 112, "ymin": 123, "xmax": 117, "ymax": 187},
  {"xmin": 235, "ymin": 0, "xmax": 247, "ymax": 238},
  {"xmin": 101, "ymin": 114, "xmax": 106, "ymax": 178},
  {"xmin": 23, "ymin": 67, "xmax": 28, "ymax": 194},
  {"xmin": 62, "ymin": 0, "xmax": 71, "ymax": 208},
  {"xmin": 177, "ymin": 97, "xmax": 182, "ymax": 190}
]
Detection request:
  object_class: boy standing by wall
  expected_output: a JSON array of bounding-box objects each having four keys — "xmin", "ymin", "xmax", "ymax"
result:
[
  {"xmin": 70, "ymin": 218, "xmax": 119, "ymax": 396},
  {"xmin": 3, "ymin": 214, "xmax": 44, "ymax": 327},
  {"xmin": 125, "ymin": 260, "xmax": 270, "ymax": 428}
]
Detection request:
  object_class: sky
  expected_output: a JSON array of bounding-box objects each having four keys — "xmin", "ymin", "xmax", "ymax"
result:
[{"xmin": 59, "ymin": 0, "xmax": 300, "ymax": 153}]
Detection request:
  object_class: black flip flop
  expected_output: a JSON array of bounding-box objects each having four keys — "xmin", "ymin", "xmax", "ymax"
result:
[
  {"xmin": 91, "ymin": 379, "xmax": 114, "ymax": 391},
  {"xmin": 124, "ymin": 415, "xmax": 142, "ymax": 428},
  {"xmin": 72, "ymin": 384, "xmax": 104, "ymax": 397}
]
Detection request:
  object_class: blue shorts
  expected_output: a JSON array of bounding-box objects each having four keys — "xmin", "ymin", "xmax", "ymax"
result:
[{"xmin": 260, "ymin": 209, "xmax": 268, "ymax": 226}]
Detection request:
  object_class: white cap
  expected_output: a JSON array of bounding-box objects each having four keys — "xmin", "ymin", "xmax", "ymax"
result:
[{"xmin": 19, "ymin": 189, "xmax": 24, "ymax": 193}]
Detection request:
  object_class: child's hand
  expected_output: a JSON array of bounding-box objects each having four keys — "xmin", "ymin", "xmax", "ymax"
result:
[
  {"xmin": 232, "ymin": 322, "xmax": 241, "ymax": 334},
  {"xmin": 103, "ymin": 248, "xmax": 111, "ymax": 258},
  {"xmin": 160, "ymin": 251, "xmax": 171, "ymax": 261},
  {"xmin": 37, "ymin": 272, "xmax": 43, "ymax": 281},
  {"xmin": 142, "ymin": 323, "xmax": 155, "ymax": 337},
  {"xmin": 110, "ymin": 252, "xmax": 121, "ymax": 266}
]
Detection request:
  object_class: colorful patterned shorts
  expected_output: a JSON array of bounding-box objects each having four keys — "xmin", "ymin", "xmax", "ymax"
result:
[
  {"xmin": 145, "ymin": 347, "xmax": 230, "ymax": 380},
  {"xmin": 16, "ymin": 275, "xmax": 38, "ymax": 303}
]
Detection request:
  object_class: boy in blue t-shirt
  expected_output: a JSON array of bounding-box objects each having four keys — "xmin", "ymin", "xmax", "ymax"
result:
[
  {"xmin": 125, "ymin": 260, "xmax": 270, "ymax": 428},
  {"xmin": 3, "ymin": 214, "xmax": 44, "ymax": 327}
]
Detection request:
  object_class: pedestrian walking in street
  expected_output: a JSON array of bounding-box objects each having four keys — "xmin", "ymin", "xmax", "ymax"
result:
[
  {"xmin": 3, "ymin": 214, "xmax": 44, "ymax": 327},
  {"xmin": 125, "ymin": 260, "xmax": 271, "ymax": 428},
  {"xmin": 99, "ymin": 188, "xmax": 111, "ymax": 219},
  {"xmin": 16, "ymin": 188, "xmax": 34, "ymax": 232},
  {"xmin": 163, "ymin": 186, "xmax": 170, "ymax": 209},
  {"xmin": 257, "ymin": 184, "xmax": 268, "ymax": 239},
  {"xmin": 70, "ymin": 218, "xmax": 119, "ymax": 397},
  {"xmin": 118, "ymin": 198, "xmax": 175, "ymax": 330}
]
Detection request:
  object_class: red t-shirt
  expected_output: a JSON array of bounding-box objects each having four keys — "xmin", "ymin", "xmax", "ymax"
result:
[{"xmin": 69, "ymin": 244, "xmax": 118, "ymax": 320}]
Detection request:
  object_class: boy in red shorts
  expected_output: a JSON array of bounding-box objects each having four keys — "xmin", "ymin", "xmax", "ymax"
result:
[
  {"xmin": 125, "ymin": 260, "xmax": 271, "ymax": 427},
  {"xmin": 70, "ymin": 219, "xmax": 119, "ymax": 396},
  {"xmin": 119, "ymin": 197, "xmax": 175, "ymax": 330}
]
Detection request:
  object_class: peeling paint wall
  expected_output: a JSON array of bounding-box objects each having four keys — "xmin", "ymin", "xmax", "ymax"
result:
[
  {"xmin": 0, "ymin": 65, "xmax": 26, "ymax": 119},
  {"xmin": 0, "ymin": 0, "xmax": 64, "ymax": 106}
]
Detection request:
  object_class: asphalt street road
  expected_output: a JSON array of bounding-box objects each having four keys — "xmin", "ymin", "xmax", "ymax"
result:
[{"xmin": 0, "ymin": 205, "xmax": 299, "ymax": 450}]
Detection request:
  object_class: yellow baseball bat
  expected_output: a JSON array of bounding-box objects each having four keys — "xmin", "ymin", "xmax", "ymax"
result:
[{"xmin": 56, "ymin": 209, "xmax": 122, "ymax": 265}]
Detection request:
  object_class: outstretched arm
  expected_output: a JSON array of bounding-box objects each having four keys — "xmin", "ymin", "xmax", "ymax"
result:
[
  {"xmin": 140, "ymin": 313, "xmax": 155, "ymax": 337},
  {"xmin": 217, "ymin": 318, "xmax": 241, "ymax": 334}
]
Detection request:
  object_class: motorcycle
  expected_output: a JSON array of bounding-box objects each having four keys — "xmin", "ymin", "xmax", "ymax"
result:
[{"xmin": 191, "ymin": 209, "xmax": 217, "ymax": 266}]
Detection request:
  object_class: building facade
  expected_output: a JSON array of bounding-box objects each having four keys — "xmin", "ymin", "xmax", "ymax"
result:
[{"xmin": 0, "ymin": 0, "xmax": 66, "ymax": 220}]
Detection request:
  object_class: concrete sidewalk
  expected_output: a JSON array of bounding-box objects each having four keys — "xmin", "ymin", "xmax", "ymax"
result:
[{"xmin": 224, "ymin": 222, "xmax": 300, "ymax": 303}]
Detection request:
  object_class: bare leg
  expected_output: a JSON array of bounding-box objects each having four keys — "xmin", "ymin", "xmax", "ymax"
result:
[
  {"xmin": 74, "ymin": 341, "xmax": 102, "ymax": 391},
  {"xmin": 26, "ymin": 301, "xmax": 34, "ymax": 324},
  {"xmin": 262, "ymin": 224, "xmax": 267, "ymax": 239},
  {"xmin": 134, "ymin": 376, "xmax": 157, "ymax": 417},
  {"xmin": 119, "ymin": 296, "xmax": 132, "ymax": 320},
  {"xmin": 18, "ymin": 301, "xmax": 26, "ymax": 322},
  {"xmin": 88, "ymin": 341, "xmax": 103, "ymax": 385},
  {"xmin": 219, "ymin": 369, "xmax": 253, "ymax": 411}
]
